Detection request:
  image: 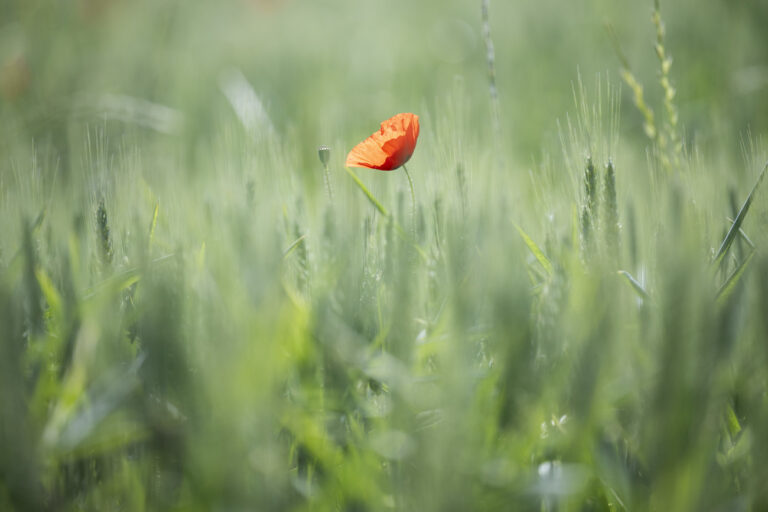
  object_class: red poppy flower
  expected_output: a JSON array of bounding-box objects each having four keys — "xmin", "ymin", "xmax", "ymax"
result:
[{"xmin": 346, "ymin": 113, "xmax": 420, "ymax": 171}]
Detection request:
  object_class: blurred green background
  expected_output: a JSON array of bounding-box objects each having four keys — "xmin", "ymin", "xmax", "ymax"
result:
[
  {"xmin": 3, "ymin": 0, "xmax": 768, "ymax": 160},
  {"xmin": 2, "ymin": 0, "xmax": 768, "ymax": 511}
]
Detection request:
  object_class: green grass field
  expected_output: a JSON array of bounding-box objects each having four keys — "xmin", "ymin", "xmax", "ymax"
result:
[{"xmin": 2, "ymin": 0, "xmax": 768, "ymax": 510}]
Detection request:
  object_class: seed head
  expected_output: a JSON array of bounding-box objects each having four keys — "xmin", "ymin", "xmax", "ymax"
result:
[{"xmin": 318, "ymin": 145, "xmax": 331, "ymax": 168}]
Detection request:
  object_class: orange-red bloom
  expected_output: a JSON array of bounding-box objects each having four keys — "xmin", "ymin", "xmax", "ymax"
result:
[{"xmin": 346, "ymin": 113, "xmax": 419, "ymax": 171}]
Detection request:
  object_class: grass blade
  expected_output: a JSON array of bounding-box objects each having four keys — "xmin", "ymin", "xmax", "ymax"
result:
[
  {"xmin": 148, "ymin": 202, "xmax": 159, "ymax": 250},
  {"xmin": 343, "ymin": 166, "xmax": 389, "ymax": 217},
  {"xmin": 716, "ymin": 250, "xmax": 754, "ymax": 306},
  {"xmin": 515, "ymin": 224, "xmax": 553, "ymax": 276},
  {"xmin": 283, "ymin": 234, "xmax": 307, "ymax": 259},
  {"xmin": 713, "ymin": 161, "xmax": 768, "ymax": 266},
  {"xmin": 724, "ymin": 217, "xmax": 755, "ymax": 249},
  {"xmin": 618, "ymin": 270, "xmax": 650, "ymax": 301},
  {"xmin": 342, "ymin": 166, "xmax": 427, "ymax": 261}
]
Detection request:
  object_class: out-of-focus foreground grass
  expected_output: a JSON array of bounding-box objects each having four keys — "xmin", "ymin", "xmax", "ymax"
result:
[{"xmin": 1, "ymin": 0, "xmax": 768, "ymax": 510}]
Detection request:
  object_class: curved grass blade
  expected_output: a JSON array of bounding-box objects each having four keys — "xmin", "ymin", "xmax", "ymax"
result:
[
  {"xmin": 716, "ymin": 250, "xmax": 754, "ymax": 306},
  {"xmin": 724, "ymin": 217, "xmax": 755, "ymax": 249},
  {"xmin": 618, "ymin": 270, "xmax": 650, "ymax": 301},
  {"xmin": 342, "ymin": 166, "xmax": 427, "ymax": 261},
  {"xmin": 283, "ymin": 234, "xmax": 307, "ymax": 259},
  {"xmin": 82, "ymin": 254, "xmax": 174, "ymax": 301},
  {"xmin": 35, "ymin": 267, "xmax": 63, "ymax": 322},
  {"xmin": 147, "ymin": 202, "xmax": 159, "ymax": 250},
  {"xmin": 515, "ymin": 224, "xmax": 553, "ymax": 277},
  {"xmin": 343, "ymin": 166, "xmax": 389, "ymax": 217},
  {"xmin": 713, "ymin": 161, "xmax": 768, "ymax": 266}
]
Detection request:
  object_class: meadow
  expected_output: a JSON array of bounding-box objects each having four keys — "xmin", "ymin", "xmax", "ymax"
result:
[{"xmin": 1, "ymin": 0, "xmax": 768, "ymax": 510}]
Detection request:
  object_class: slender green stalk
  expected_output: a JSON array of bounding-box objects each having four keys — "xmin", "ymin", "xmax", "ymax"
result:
[
  {"xmin": 605, "ymin": 23, "xmax": 657, "ymax": 142},
  {"xmin": 716, "ymin": 250, "xmax": 754, "ymax": 306},
  {"xmin": 652, "ymin": 0, "xmax": 681, "ymax": 169},
  {"xmin": 343, "ymin": 166, "xmax": 389, "ymax": 217},
  {"xmin": 481, "ymin": 0, "xmax": 501, "ymax": 145},
  {"xmin": 402, "ymin": 164, "xmax": 416, "ymax": 240},
  {"xmin": 96, "ymin": 198, "xmax": 114, "ymax": 265},
  {"xmin": 581, "ymin": 157, "xmax": 597, "ymax": 249},
  {"xmin": 318, "ymin": 146, "xmax": 334, "ymax": 202},
  {"xmin": 603, "ymin": 160, "xmax": 619, "ymax": 253},
  {"xmin": 343, "ymin": 165, "xmax": 427, "ymax": 261},
  {"xmin": 322, "ymin": 165, "xmax": 333, "ymax": 202}
]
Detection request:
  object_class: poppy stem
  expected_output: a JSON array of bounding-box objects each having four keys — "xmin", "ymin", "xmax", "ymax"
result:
[
  {"xmin": 343, "ymin": 166, "xmax": 389, "ymax": 217},
  {"xmin": 402, "ymin": 164, "xmax": 416, "ymax": 240},
  {"xmin": 342, "ymin": 166, "xmax": 428, "ymax": 262}
]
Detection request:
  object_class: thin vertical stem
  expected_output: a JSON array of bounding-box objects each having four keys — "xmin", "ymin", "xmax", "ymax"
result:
[
  {"xmin": 481, "ymin": 0, "xmax": 502, "ymax": 162},
  {"xmin": 322, "ymin": 163, "xmax": 334, "ymax": 202},
  {"xmin": 403, "ymin": 164, "xmax": 416, "ymax": 240},
  {"xmin": 318, "ymin": 145, "xmax": 333, "ymax": 202}
]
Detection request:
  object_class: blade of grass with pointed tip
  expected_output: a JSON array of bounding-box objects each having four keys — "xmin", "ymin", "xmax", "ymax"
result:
[
  {"xmin": 283, "ymin": 235, "xmax": 307, "ymax": 259},
  {"xmin": 714, "ymin": 162, "xmax": 768, "ymax": 266},
  {"xmin": 618, "ymin": 270, "xmax": 650, "ymax": 301},
  {"xmin": 82, "ymin": 254, "xmax": 173, "ymax": 302},
  {"xmin": 726, "ymin": 403, "xmax": 742, "ymax": 439},
  {"xmin": 716, "ymin": 250, "xmax": 754, "ymax": 306},
  {"xmin": 343, "ymin": 166, "xmax": 389, "ymax": 217},
  {"xmin": 724, "ymin": 217, "xmax": 756, "ymax": 250},
  {"xmin": 515, "ymin": 224, "xmax": 553, "ymax": 277},
  {"xmin": 83, "ymin": 269, "xmax": 140, "ymax": 302},
  {"xmin": 148, "ymin": 202, "xmax": 159, "ymax": 250},
  {"xmin": 35, "ymin": 267, "xmax": 63, "ymax": 323}
]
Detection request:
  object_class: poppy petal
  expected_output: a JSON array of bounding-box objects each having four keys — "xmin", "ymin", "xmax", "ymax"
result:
[
  {"xmin": 346, "ymin": 113, "xmax": 419, "ymax": 171},
  {"xmin": 346, "ymin": 136, "xmax": 389, "ymax": 169}
]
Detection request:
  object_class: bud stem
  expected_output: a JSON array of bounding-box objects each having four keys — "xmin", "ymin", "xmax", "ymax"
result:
[{"xmin": 322, "ymin": 163, "xmax": 334, "ymax": 202}]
